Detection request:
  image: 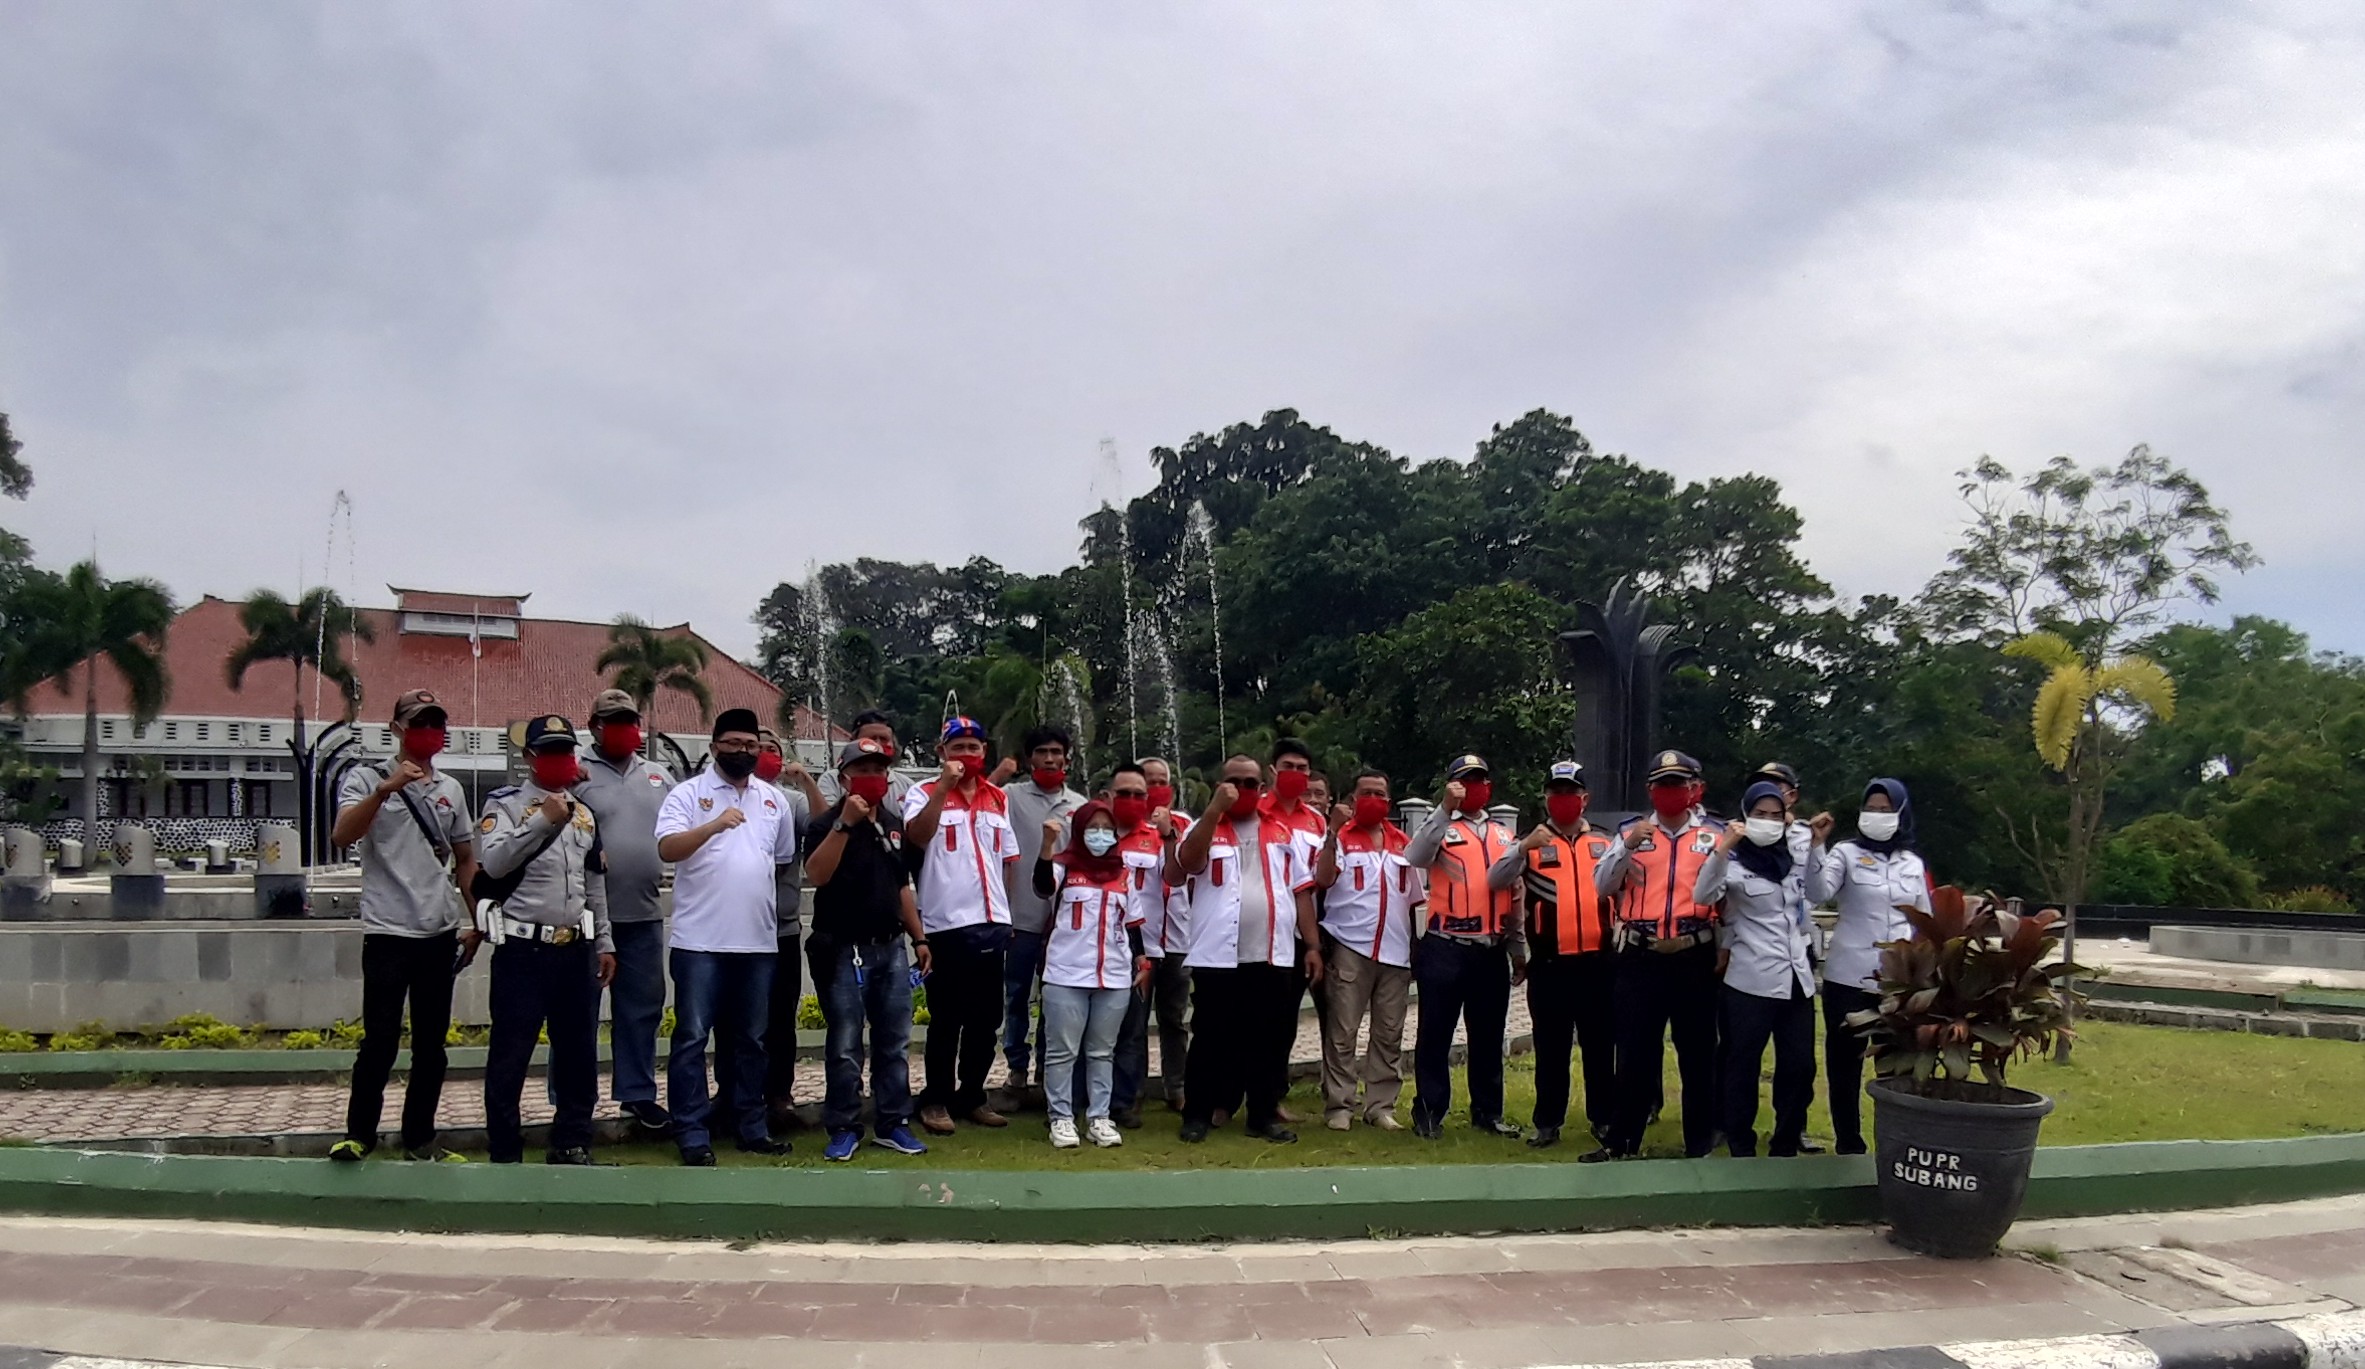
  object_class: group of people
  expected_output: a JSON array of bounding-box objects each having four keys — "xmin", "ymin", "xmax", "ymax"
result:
[{"xmin": 329, "ymin": 685, "xmax": 1932, "ymax": 1168}]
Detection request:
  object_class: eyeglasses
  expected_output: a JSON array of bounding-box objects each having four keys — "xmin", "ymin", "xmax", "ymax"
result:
[
  {"xmin": 1229, "ymin": 775, "xmax": 1264, "ymax": 789},
  {"xmin": 711, "ymin": 740, "xmax": 759, "ymax": 755}
]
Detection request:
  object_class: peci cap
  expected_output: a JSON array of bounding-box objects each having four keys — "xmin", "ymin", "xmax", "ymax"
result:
[
  {"xmin": 1445, "ymin": 753, "xmax": 1490, "ymax": 781},
  {"xmin": 1750, "ymin": 760, "xmax": 1801, "ymax": 788},
  {"xmin": 522, "ymin": 714, "xmax": 578, "ymax": 753},
  {"xmin": 712, "ymin": 708, "xmax": 761, "ymax": 740},
  {"xmin": 941, "ymin": 715, "xmax": 987, "ymax": 744},
  {"xmin": 391, "ymin": 689, "xmax": 446, "ymax": 728},
  {"xmin": 1546, "ymin": 760, "xmax": 1588, "ymax": 789},
  {"xmin": 589, "ymin": 688, "xmax": 638, "ymax": 722},
  {"xmin": 837, "ymin": 737, "xmax": 896, "ymax": 771},
  {"xmin": 1645, "ymin": 750, "xmax": 1703, "ymax": 784}
]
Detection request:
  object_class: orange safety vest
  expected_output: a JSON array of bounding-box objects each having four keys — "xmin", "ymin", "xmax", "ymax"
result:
[
  {"xmin": 1427, "ymin": 816, "xmax": 1516, "ymax": 937},
  {"xmin": 1523, "ymin": 826, "xmax": 1613, "ymax": 955},
  {"xmin": 1613, "ymin": 818, "xmax": 1723, "ymax": 937}
]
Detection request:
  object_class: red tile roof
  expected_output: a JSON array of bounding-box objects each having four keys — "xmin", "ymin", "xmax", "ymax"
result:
[
  {"xmin": 30, "ymin": 595, "xmax": 839, "ymax": 742},
  {"xmin": 391, "ymin": 589, "xmax": 530, "ymax": 617}
]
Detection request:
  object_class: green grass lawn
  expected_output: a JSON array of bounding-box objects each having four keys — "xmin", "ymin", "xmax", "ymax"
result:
[{"xmin": 526, "ymin": 1019, "xmax": 2365, "ymax": 1171}]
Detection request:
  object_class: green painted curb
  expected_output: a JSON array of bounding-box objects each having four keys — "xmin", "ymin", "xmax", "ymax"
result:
[
  {"xmin": 0, "ymin": 1032, "xmax": 853, "ymax": 1088},
  {"xmin": 1, "ymin": 1132, "xmax": 2360, "ymax": 1244}
]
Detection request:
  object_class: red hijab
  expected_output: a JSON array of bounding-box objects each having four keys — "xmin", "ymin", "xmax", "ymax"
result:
[{"xmin": 1056, "ymin": 799, "xmax": 1128, "ymax": 884}]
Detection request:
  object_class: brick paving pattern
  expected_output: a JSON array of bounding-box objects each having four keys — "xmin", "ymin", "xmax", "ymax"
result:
[{"xmin": 0, "ymin": 998, "xmax": 1529, "ymax": 1143}]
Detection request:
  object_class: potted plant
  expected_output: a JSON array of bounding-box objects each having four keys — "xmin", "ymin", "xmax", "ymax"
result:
[{"xmin": 1846, "ymin": 887, "xmax": 2084, "ymax": 1258}]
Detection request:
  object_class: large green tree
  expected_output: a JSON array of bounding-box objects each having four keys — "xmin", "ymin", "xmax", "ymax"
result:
[
  {"xmin": 598, "ymin": 617, "xmax": 712, "ymax": 736},
  {"xmin": 8, "ymin": 562, "xmax": 175, "ymax": 846},
  {"xmin": 225, "ymin": 588, "xmax": 377, "ymax": 747}
]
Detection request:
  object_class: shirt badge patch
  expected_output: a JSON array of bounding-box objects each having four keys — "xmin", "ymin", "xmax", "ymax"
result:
[
  {"xmin": 648, "ymin": 774, "xmax": 666, "ymax": 787},
  {"xmin": 478, "ymin": 815, "xmax": 497, "ymax": 833},
  {"xmin": 699, "ymin": 797, "xmax": 715, "ymax": 812}
]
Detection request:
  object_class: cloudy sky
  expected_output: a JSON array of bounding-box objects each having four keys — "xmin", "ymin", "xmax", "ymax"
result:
[{"xmin": 2, "ymin": 2, "xmax": 2359, "ymax": 659}]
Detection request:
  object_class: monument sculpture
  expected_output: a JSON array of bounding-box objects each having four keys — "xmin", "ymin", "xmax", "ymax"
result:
[{"xmin": 1557, "ymin": 578, "xmax": 1697, "ymax": 817}]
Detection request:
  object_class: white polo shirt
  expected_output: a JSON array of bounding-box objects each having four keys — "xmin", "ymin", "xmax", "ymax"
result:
[
  {"xmin": 655, "ymin": 769, "xmax": 800, "ymax": 953},
  {"xmin": 1114, "ymin": 825, "xmax": 1182, "ymax": 959},
  {"xmin": 1180, "ymin": 815, "xmax": 1314, "ymax": 970},
  {"xmin": 1044, "ymin": 866, "xmax": 1143, "ymax": 990},
  {"xmin": 1319, "ymin": 822, "xmax": 1421, "ymax": 968},
  {"xmin": 901, "ymin": 779, "xmax": 1019, "ymax": 933}
]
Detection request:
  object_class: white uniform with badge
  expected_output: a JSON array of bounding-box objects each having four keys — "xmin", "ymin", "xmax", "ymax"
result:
[
  {"xmin": 1808, "ymin": 839, "xmax": 1930, "ymax": 991},
  {"xmin": 474, "ymin": 783, "xmax": 613, "ymax": 952}
]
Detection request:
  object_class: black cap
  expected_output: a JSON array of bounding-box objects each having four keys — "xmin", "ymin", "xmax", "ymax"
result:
[
  {"xmin": 837, "ymin": 737, "xmax": 896, "ymax": 771},
  {"xmin": 523, "ymin": 714, "xmax": 578, "ymax": 753},
  {"xmin": 713, "ymin": 707, "xmax": 761, "ymax": 740},
  {"xmin": 1645, "ymin": 749, "xmax": 1702, "ymax": 784},
  {"xmin": 1750, "ymin": 760, "xmax": 1801, "ymax": 788},
  {"xmin": 1445, "ymin": 753, "xmax": 1490, "ymax": 780}
]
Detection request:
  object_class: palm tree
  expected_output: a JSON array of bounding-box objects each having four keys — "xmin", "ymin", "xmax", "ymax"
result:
[
  {"xmin": 225, "ymin": 588, "xmax": 377, "ymax": 749},
  {"xmin": 597, "ymin": 616, "xmax": 712, "ymax": 743},
  {"xmin": 16, "ymin": 561, "xmax": 174, "ymax": 849},
  {"xmin": 2002, "ymin": 628, "xmax": 2178, "ymax": 985}
]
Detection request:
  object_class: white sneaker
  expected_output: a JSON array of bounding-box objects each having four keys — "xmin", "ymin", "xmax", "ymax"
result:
[
  {"xmin": 1050, "ymin": 1117, "xmax": 1080, "ymax": 1149},
  {"xmin": 1086, "ymin": 1117, "xmax": 1124, "ymax": 1148}
]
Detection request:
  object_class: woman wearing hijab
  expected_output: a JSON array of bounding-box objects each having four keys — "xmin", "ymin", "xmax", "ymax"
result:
[
  {"xmin": 1032, "ymin": 801, "xmax": 1153, "ymax": 1149},
  {"xmin": 1805, "ymin": 778, "xmax": 1931, "ymax": 1155},
  {"xmin": 1697, "ymin": 781, "xmax": 1818, "ymax": 1157}
]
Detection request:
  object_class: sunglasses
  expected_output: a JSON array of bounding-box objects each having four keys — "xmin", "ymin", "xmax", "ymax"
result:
[{"xmin": 1229, "ymin": 775, "xmax": 1264, "ymax": 789}]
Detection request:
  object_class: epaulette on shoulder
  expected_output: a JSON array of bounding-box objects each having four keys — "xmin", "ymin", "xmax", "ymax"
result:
[{"xmin": 488, "ymin": 785, "xmax": 520, "ymax": 800}]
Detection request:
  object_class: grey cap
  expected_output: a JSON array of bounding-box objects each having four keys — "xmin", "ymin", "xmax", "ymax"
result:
[{"xmin": 588, "ymin": 688, "xmax": 638, "ymax": 721}]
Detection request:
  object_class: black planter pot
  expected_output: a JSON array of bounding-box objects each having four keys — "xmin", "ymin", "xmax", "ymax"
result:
[{"xmin": 1869, "ymin": 1076, "xmax": 2054, "ymax": 1258}]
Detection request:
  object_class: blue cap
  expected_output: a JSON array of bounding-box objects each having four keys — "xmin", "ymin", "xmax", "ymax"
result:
[
  {"xmin": 1645, "ymin": 750, "xmax": 1702, "ymax": 783},
  {"xmin": 522, "ymin": 714, "xmax": 578, "ymax": 753},
  {"xmin": 940, "ymin": 715, "xmax": 987, "ymax": 743}
]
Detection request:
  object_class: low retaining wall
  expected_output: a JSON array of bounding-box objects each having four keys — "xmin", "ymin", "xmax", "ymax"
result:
[
  {"xmin": 0, "ymin": 1132, "xmax": 2361, "ymax": 1243},
  {"xmin": 2153, "ymin": 924, "xmax": 2365, "ymax": 972}
]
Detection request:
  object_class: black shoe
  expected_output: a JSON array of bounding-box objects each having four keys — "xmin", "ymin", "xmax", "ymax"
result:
[
  {"xmin": 1836, "ymin": 1139, "xmax": 1867, "ymax": 1156},
  {"xmin": 1246, "ymin": 1123, "xmax": 1298, "ymax": 1145},
  {"xmin": 1475, "ymin": 1118, "xmax": 1523, "ymax": 1139},
  {"xmin": 545, "ymin": 1147, "xmax": 607, "ymax": 1166},
  {"xmin": 1178, "ymin": 1120, "xmax": 1210, "ymax": 1144},
  {"xmin": 736, "ymin": 1135, "xmax": 791, "ymax": 1156},
  {"xmin": 680, "ymin": 1145, "xmax": 717, "ymax": 1168},
  {"xmin": 1589, "ymin": 1122, "xmax": 1611, "ymax": 1145},
  {"xmin": 1113, "ymin": 1105, "xmax": 1144, "ymax": 1130},
  {"xmin": 624, "ymin": 1100, "xmax": 671, "ymax": 1134},
  {"xmin": 1412, "ymin": 1116, "xmax": 1443, "ymax": 1141},
  {"xmin": 1794, "ymin": 1139, "xmax": 1828, "ymax": 1155},
  {"xmin": 1646, "ymin": 1105, "xmax": 1663, "ymax": 1126},
  {"xmin": 1527, "ymin": 1127, "xmax": 1561, "ymax": 1150},
  {"xmin": 1577, "ymin": 1146, "xmax": 1633, "ymax": 1164}
]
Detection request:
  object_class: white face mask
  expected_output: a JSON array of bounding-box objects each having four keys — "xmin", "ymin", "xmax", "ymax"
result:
[
  {"xmin": 1744, "ymin": 816, "xmax": 1787, "ymax": 847},
  {"xmin": 1081, "ymin": 828, "xmax": 1119, "ymax": 857},
  {"xmin": 1858, "ymin": 811, "xmax": 1900, "ymax": 843}
]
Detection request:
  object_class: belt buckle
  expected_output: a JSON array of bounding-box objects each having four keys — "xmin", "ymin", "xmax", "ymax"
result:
[{"xmin": 551, "ymin": 927, "xmax": 577, "ymax": 946}]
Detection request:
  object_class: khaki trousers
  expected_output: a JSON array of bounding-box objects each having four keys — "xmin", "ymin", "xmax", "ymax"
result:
[{"xmin": 1319, "ymin": 935, "xmax": 1413, "ymax": 1122}]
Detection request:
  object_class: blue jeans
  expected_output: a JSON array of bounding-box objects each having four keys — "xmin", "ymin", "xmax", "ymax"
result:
[
  {"xmin": 606, "ymin": 920, "xmax": 667, "ymax": 1105},
  {"xmin": 1041, "ymin": 984, "xmax": 1129, "ymax": 1121},
  {"xmin": 812, "ymin": 937, "xmax": 914, "ymax": 1134},
  {"xmin": 666, "ymin": 948, "xmax": 776, "ymax": 1152},
  {"xmin": 1003, "ymin": 928, "xmax": 1050, "ymax": 1083}
]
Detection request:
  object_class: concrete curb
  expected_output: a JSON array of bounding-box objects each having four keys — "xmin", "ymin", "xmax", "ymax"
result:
[{"xmin": 1536, "ymin": 1308, "xmax": 2365, "ymax": 1367}]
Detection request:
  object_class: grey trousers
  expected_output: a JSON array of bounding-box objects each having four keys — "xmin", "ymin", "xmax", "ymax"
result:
[{"xmin": 1319, "ymin": 936, "xmax": 1413, "ymax": 1122}]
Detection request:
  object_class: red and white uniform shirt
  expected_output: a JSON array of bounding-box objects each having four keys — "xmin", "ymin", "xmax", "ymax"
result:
[
  {"xmin": 1318, "ymin": 822, "xmax": 1422, "ymax": 968},
  {"xmin": 1260, "ymin": 795, "xmax": 1328, "ymax": 868},
  {"xmin": 900, "ymin": 779, "xmax": 1019, "ymax": 933},
  {"xmin": 1117, "ymin": 824, "xmax": 1186, "ymax": 959},
  {"xmin": 1182, "ymin": 814, "xmax": 1315, "ymax": 971},
  {"xmin": 1044, "ymin": 866, "xmax": 1143, "ymax": 990}
]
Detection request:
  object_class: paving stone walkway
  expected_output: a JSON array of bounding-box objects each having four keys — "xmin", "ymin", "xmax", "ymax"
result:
[
  {"xmin": 0, "ymin": 1195, "xmax": 2359, "ymax": 1367},
  {"xmin": 0, "ymin": 999, "xmax": 1531, "ymax": 1144}
]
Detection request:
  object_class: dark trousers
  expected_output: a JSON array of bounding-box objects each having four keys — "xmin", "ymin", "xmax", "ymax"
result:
[
  {"xmin": 811, "ymin": 936, "xmax": 914, "ymax": 1134},
  {"xmin": 1527, "ymin": 950, "xmax": 1616, "ymax": 1135},
  {"xmin": 918, "ymin": 922, "xmax": 1007, "ymax": 1114},
  {"xmin": 1720, "ymin": 983, "xmax": 1816, "ymax": 1157},
  {"xmin": 1411, "ymin": 935, "xmax": 1511, "ymax": 1128},
  {"xmin": 1114, "ymin": 955, "xmax": 1191, "ymax": 1111},
  {"xmin": 484, "ymin": 939, "xmax": 599, "ymax": 1162},
  {"xmin": 1822, "ymin": 982, "xmax": 1880, "ymax": 1152},
  {"xmin": 716, "ymin": 931, "xmax": 803, "ymax": 1118},
  {"xmin": 666, "ymin": 948, "xmax": 776, "ymax": 1152},
  {"xmin": 344, "ymin": 930, "xmax": 457, "ymax": 1153},
  {"xmin": 605, "ymin": 920, "xmax": 666, "ymax": 1105},
  {"xmin": 1607, "ymin": 943, "xmax": 1720, "ymax": 1156},
  {"xmin": 1002, "ymin": 927, "xmax": 1050, "ymax": 1084},
  {"xmin": 1181, "ymin": 962, "xmax": 1297, "ymax": 1130}
]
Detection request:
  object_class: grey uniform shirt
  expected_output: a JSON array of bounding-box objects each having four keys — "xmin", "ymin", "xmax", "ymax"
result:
[
  {"xmin": 476, "ymin": 783, "xmax": 614, "ymax": 954},
  {"xmin": 1004, "ymin": 781, "xmax": 1085, "ymax": 936},
  {"xmin": 772, "ymin": 785, "xmax": 812, "ymax": 940},
  {"xmin": 1696, "ymin": 849, "xmax": 1814, "ymax": 1000},
  {"xmin": 1406, "ymin": 805, "xmax": 1527, "ymax": 955},
  {"xmin": 571, "ymin": 751, "xmax": 674, "ymax": 924},
  {"xmin": 337, "ymin": 763, "xmax": 473, "ymax": 938}
]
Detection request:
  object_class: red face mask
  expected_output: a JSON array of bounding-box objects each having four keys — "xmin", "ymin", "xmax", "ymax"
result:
[
  {"xmin": 950, "ymin": 752, "xmax": 987, "ymax": 783},
  {"xmin": 1458, "ymin": 780, "xmax": 1492, "ymax": 813},
  {"xmin": 1272, "ymin": 769, "xmax": 1309, "ymax": 803},
  {"xmin": 754, "ymin": 752, "xmax": 784, "ymax": 783},
  {"xmin": 596, "ymin": 722, "xmax": 642, "ymax": 758},
  {"xmin": 1225, "ymin": 783, "xmax": 1261, "ymax": 820},
  {"xmin": 1352, "ymin": 794, "xmax": 1391, "ymax": 828},
  {"xmin": 530, "ymin": 753, "xmax": 580, "ymax": 790},
  {"xmin": 1145, "ymin": 783, "xmax": 1174, "ymax": 810},
  {"xmin": 400, "ymin": 727, "xmax": 446, "ymax": 761},
  {"xmin": 1649, "ymin": 785, "xmax": 1694, "ymax": 822},
  {"xmin": 1111, "ymin": 795, "xmax": 1149, "ymax": 828},
  {"xmin": 847, "ymin": 773, "xmax": 891, "ymax": 805},
  {"xmin": 1031, "ymin": 766, "xmax": 1066, "ymax": 791},
  {"xmin": 1546, "ymin": 792, "xmax": 1588, "ymax": 828}
]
